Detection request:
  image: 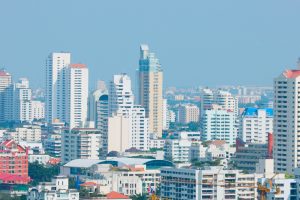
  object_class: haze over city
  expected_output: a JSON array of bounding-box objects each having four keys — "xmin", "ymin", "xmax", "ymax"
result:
[
  {"xmin": 1, "ymin": 1, "xmax": 300, "ymax": 200},
  {"xmin": 1, "ymin": 0, "xmax": 300, "ymax": 88}
]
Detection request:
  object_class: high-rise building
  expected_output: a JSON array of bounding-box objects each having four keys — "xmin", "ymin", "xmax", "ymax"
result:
[
  {"xmin": 138, "ymin": 44, "xmax": 163, "ymax": 137},
  {"xmin": 45, "ymin": 53, "xmax": 88, "ymax": 128},
  {"xmin": 13, "ymin": 78, "xmax": 32, "ymax": 122},
  {"xmin": 273, "ymin": 69, "xmax": 300, "ymax": 173},
  {"xmin": 0, "ymin": 69, "xmax": 12, "ymax": 123},
  {"xmin": 239, "ymin": 108, "xmax": 273, "ymax": 144},
  {"xmin": 177, "ymin": 104, "xmax": 200, "ymax": 124},
  {"xmin": 96, "ymin": 94, "xmax": 109, "ymax": 158},
  {"xmin": 66, "ymin": 64, "xmax": 89, "ymax": 128},
  {"xmin": 88, "ymin": 86, "xmax": 107, "ymax": 124},
  {"xmin": 162, "ymin": 99, "xmax": 169, "ymax": 130},
  {"xmin": 45, "ymin": 52, "xmax": 71, "ymax": 124},
  {"xmin": 108, "ymin": 74, "xmax": 149, "ymax": 152},
  {"xmin": 200, "ymin": 88, "xmax": 214, "ymax": 116}
]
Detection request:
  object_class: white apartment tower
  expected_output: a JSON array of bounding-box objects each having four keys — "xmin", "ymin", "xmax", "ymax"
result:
[
  {"xmin": 138, "ymin": 44, "xmax": 163, "ymax": 137},
  {"xmin": 13, "ymin": 78, "xmax": 32, "ymax": 122},
  {"xmin": 108, "ymin": 74, "xmax": 149, "ymax": 151},
  {"xmin": 45, "ymin": 52, "xmax": 71, "ymax": 124},
  {"xmin": 45, "ymin": 53, "xmax": 88, "ymax": 128},
  {"xmin": 66, "ymin": 64, "xmax": 89, "ymax": 128},
  {"xmin": 274, "ymin": 69, "xmax": 300, "ymax": 173}
]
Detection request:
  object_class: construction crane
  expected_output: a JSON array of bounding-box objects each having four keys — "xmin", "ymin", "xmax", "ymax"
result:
[{"xmin": 257, "ymin": 173, "xmax": 280, "ymax": 200}]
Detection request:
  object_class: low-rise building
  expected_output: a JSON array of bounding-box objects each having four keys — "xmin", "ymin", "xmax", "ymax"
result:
[
  {"xmin": 232, "ymin": 135, "xmax": 273, "ymax": 173},
  {"xmin": 239, "ymin": 108, "xmax": 273, "ymax": 143},
  {"xmin": 160, "ymin": 166, "xmax": 259, "ymax": 200},
  {"xmin": 3, "ymin": 125, "xmax": 42, "ymax": 142},
  {"xmin": 0, "ymin": 140, "xmax": 30, "ymax": 184},
  {"xmin": 61, "ymin": 128, "xmax": 101, "ymax": 163},
  {"xmin": 44, "ymin": 133, "xmax": 61, "ymax": 158},
  {"xmin": 27, "ymin": 176, "xmax": 79, "ymax": 200},
  {"xmin": 164, "ymin": 139, "xmax": 193, "ymax": 163},
  {"xmin": 29, "ymin": 154, "xmax": 51, "ymax": 165}
]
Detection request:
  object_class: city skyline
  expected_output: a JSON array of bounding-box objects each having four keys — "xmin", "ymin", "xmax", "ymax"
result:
[{"xmin": 1, "ymin": 1, "xmax": 300, "ymax": 88}]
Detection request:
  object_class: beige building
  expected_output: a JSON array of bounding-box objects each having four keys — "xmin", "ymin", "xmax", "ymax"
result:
[
  {"xmin": 138, "ymin": 44, "xmax": 163, "ymax": 137},
  {"xmin": 178, "ymin": 104, "xmax": 200, "ymax": 124},
  {"xmin": 107, "ymin": 115, "xmax": 130, "ymax": 153}
]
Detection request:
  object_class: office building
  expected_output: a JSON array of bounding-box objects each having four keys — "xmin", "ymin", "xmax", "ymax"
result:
[{"xmin": 138, "ymin": 44, "xmax": 163, "ymax": 137}]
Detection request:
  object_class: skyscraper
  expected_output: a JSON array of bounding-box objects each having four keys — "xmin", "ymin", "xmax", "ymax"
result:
[
  {"xmin": 108, "ymin": 74, "xmax": 149, "ymax": 152},
  {"xmin": 273, "ymin": 69, "xmax": 300, "ymax": 173},
  {"xmin": 45, "ymin": 53, "xmax": 88, "ymax": 128},
  {"xmin": 66, "ymin": 64, "xmax": 89, "ymax": 128},
  {"xmin": 138, "ymin": 44, "xmax": 163, "ymax": 137},
  {"xmin": 45, "ymin": 52, "xmax": 71, "ymax": 124},
  {"xmin": 13, "ymin": 78, "xmax": 32, "ymax": 122},
  {"xmin": 0, "ymin": 69, "xmax": 12, "ymax": 123}
]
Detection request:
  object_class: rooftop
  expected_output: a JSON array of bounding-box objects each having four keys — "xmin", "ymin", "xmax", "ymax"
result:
[
  {"xmin": 106, "ymin": 191, "xmax": 129, "ymax": 199},
  {"xmin": 242, "ymin": 107, "xmax": 273, "ymax": 117},
  {"xmin": 283, "ymin": 69, "xmax": 300, "ymax": 78},
  {"xmin": 64, "ymin": 159, "xmax": 103, "ymax": 168},
  {"xmin": 69, "ymin": 63, "xmax": 87, "ymax": 68}
]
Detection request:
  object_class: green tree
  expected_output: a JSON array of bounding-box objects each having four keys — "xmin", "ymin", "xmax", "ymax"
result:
[
  {"xmin": 28, "ymin": 161, "xmax": 60, "ymax": 185},
  {"xmin": 187, "ymin": 122, "xmax": 200, "ymax": 131},
  {"xmin": 130, "ymin": 194, "xmax": 147, "ymax": 200}
]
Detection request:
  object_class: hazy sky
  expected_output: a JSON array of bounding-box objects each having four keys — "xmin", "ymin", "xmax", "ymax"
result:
[{"xmin": 1, "ymin": 0, "xmax": 300, "ymax": 89}]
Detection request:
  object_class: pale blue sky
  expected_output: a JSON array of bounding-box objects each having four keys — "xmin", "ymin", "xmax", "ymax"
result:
[{"xmin": 1, "ymin": 0, "xmax": 300, "ymax": 88}]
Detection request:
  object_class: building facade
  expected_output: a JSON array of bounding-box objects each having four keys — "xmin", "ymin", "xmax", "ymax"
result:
[
  {"xmin": 138, "ymin": 44, "xmax": 163, "ymax": 137},
  {"xmin": 61, "ymin": 128, "xmax": 101, "ymax": 163},
  {"xmin": 239, "ymin": 107, "xmax": 273, "ymax": 144},
  {"xmin": 201, "ymin": 109, "xmax": 237, "ymax": 145},
  {"xmin": 0, "ymin": 140, "xmax": 30, "ymax": 184},
  {"xmin": 273, "ymin": 70, "xmax": 300, "ymax": 173},
  {"xmin": 178, "ymin": 104, "xmax": 200, "ymax": 124}
]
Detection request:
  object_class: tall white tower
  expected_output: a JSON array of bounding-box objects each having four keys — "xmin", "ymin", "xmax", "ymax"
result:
[
  {"xmin": 274, "ymin": 69, "xmax": 300, "ymax": 173},
  {"xmin": 66, "ymin": 64, "xmax": 89, "ymax": 128},
  {"xmin": 45, "ymin": 52, "xmax": 71, "ymax": 124},
  {"xmin": 108, "ymin": 74, "xmax": 149, "ymax": 151}
]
